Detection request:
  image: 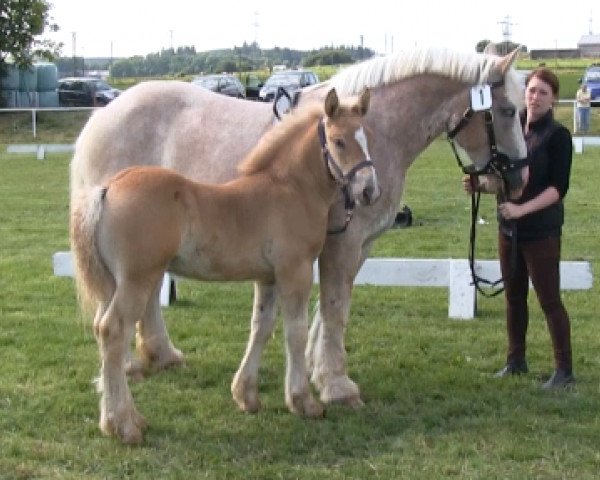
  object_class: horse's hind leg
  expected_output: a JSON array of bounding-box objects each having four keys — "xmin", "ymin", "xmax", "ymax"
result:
[
  {"xmin": 231, "ymin": 282, "xmax": 277, "ymax": 413},
  {"xmin": 97, "ymin": 282, "xmax": 150, "ymax": 444},
  {"xmin": 132, "ymin": 281, "xmax": 184, "ymax": 376}
]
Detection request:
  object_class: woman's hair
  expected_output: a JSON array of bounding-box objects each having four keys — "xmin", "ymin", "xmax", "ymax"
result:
[{"xmin": 526, "ymin": 67, "xmax": 560, "ymax": 96}]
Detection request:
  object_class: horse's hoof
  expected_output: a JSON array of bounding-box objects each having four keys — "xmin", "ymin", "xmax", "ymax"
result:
[
  {"xmin": 319, "ymin": 376, "xmax": 364, "ymax": 408},
  {"xmin": 100, "ymin": 408, "xmax": 147, "ymax": 444}
]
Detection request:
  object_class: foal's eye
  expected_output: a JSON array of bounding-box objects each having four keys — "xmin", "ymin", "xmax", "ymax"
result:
[{"xmin": 333, "ymin": 139, "xmax": 346, "ymax": 149}]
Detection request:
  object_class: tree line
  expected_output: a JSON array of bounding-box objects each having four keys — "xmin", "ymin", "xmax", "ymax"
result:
[{"xmin": 55, "ymin": 42, "xmax": 376, "ymax": 78}]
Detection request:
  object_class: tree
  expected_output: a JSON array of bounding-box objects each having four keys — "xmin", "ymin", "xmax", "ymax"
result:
[{"xmin": 0, "ymin": 0, "xmax": 61, "ymax": 68}]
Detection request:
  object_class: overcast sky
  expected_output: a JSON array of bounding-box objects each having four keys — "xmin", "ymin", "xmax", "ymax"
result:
[{"xmin": 45, "ymin": 0, "xmax": 597, "ymax": 58}]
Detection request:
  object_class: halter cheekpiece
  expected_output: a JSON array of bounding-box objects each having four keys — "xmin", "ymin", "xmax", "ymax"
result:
[{"xmin": 317, "ymin": 118, "xmax": 374, "ymax": 234}]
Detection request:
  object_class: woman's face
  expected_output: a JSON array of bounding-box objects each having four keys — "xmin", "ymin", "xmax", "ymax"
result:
[{"xmin": 525, "ymin": 76, "xmax": 555, "ymax": 121}]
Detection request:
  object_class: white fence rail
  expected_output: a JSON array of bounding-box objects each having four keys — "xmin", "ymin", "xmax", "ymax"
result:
[{"xmin": 52, "ymin": 252, "xmax": 592, "ymax": 320}]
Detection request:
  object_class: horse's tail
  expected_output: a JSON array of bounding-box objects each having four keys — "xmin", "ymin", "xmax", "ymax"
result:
[{"xmin": 70, "ymin": 186, "xmax": 115, "ymax": 316}]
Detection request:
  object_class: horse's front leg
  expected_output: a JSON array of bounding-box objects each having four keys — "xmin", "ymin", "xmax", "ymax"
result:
[
  {"xmin": 96, "ymin": 284, "xmax": 149, "ymax": 444},
  {"xmin": 307, "ymin": 233, "xmax": 367, "ymax": 408},
  {"xmin": 133, "ymin": 281, "xmax": 184, "ymax": 377},
  {"xmin": 278, "ymin": 263, "xmax": 323, "ymax": 418},
  {"xmin": 231, "ymin": 282, "xmax": 278, "ymax": 413}
]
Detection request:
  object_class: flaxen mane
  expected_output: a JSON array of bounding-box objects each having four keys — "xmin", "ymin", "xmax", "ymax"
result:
[
  {"xmin": 328, "ymin": 47, "xmax": 524, "ymax": 109},
  {"xmin": 238, "ymin": 102, "xmax": 323, "ymax": 176}
]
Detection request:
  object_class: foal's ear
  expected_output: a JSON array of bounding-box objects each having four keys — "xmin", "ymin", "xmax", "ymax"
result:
[
  {"xmin": 324, "ymin": 88, "xmax": 340, "ymax": 118},
  {"xmin": 358, "ymin": 88, "xmax": 370, "ymax": 116}
]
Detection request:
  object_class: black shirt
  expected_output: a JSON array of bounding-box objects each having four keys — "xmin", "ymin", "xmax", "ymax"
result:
[{"xmin": 499, "ymin": 109, "xmax": 573, "ymax": 240}]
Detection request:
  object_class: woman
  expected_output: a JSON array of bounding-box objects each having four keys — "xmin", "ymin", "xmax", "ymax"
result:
[{"xmin": 465, "ymin": 67, "xmax": 574, "ymax": 389}]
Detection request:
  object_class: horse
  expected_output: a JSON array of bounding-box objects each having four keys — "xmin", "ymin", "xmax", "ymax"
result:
[
  {"xmin": 70, "ymin": 45, "xmax": 528, "ymax": 411},
  {"xmin": 70, "ymin": 88, "xmax": 378, "ymax": 444}
]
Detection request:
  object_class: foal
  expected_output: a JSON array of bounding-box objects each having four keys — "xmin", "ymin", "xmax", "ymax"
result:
[{"xmin": 70, "ymin": 88, "xmax": 378, "ymax": 444}]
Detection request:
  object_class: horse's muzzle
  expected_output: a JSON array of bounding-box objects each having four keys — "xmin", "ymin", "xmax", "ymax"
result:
[{"xmin": 505, "ymin": 165, "xmax": 529, "ymax": 200}]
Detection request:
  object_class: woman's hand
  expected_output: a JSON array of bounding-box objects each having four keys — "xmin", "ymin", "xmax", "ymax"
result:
[
  {"xmin": 498, "ymin": 202, "xmax": 525, "ymax": 220},
  {"xmin": 462, "ymin": 175, "xmax": 478, "ymax": 194}
]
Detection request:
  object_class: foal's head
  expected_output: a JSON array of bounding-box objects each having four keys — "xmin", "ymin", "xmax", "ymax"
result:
[{"xmin": 321, "ymin": 88, "xmax": 380, "ymax": 206}]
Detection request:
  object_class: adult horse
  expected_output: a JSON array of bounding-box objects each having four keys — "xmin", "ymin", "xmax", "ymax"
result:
[
  {"xmin": 71, "ymin": 89, "xmax": 377, "ymax": 444},
  {"xmin": 70, "ymin": 46, "xmax": 528, "ymax": 409}
]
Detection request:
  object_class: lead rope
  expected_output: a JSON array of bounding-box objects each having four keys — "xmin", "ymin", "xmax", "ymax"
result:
[{"xmin": 467, "ymin": 183, "xmax": 518, "ymax": 298}]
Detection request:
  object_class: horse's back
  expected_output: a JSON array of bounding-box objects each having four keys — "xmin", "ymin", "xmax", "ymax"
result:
[{"xmin": 70, "ymin": 80, "xmax": 274, "ymax": 196}]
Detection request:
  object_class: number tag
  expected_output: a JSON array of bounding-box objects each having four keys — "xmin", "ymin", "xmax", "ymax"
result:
[{"xmin": 470, "ymin": 85, "xmax": 492, "ymax": 111}]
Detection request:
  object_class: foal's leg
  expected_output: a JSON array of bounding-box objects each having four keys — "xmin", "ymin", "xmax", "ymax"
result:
[
  {"xmin": 231, "ymin": 282, "xmax": 277, "ymax": 413},
  {"xmin": 97, "ymin": 282, "xmax": 150, "ymax": 444},
  {"xmin": 132, "ymin": 281, "xmax": 184, "ymax": 376},
  {"xmin": 278, "ymin": 263, "xmax": 323, "ymax": 418},
  {"xmin": 307, "ymin": 235, "xmax": 369, "ymax": 408}
]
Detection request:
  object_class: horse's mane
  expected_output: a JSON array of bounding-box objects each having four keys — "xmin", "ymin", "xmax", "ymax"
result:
[
  {"xmin": 238, "ymin": 102, "xmax": 323, "ymax": 176},
  {"xmin": 328, "ymin": 47, "xmax": 524, "ymax": 108}
]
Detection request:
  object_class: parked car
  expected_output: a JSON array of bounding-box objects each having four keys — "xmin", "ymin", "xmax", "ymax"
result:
[
  {"xmin": 258, "ymin": 70, "xmax": 319, "ymax": 102},
  {"xmin": 581, "ymin": 65, "xmax": 600, "ymax": 105},
  {"xmin": 58, "ymin": 77, "xmax": 121, "ymax": 107},
  {"xmin": 191, "ymin": 74, "xmax": 246, "ymax": 98}
]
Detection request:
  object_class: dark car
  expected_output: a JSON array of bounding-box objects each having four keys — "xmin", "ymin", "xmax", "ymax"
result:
[
  {"xmin": 581, "ymin": 66, "xmax": 600, "ymax": 105},
  {"xmin": 258, "ymin": 70, "xmax": 319, "ymax": 102},
  {"xmin": 191, "ymin": 74, "xmax": 246, "ymax": 98},
  {"xmin": 58, "ymin": 77, "xmax": 121, "ymax": 107}
]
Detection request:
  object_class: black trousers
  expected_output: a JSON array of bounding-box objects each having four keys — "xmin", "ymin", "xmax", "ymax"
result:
[{"xmin": 498, "ymin": 233, "xmax": 572, "ymax": 372}]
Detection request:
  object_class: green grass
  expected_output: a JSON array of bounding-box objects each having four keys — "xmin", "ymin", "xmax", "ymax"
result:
[{"xmin": 1, "ymin": 141, "xmax": 600, "ymax": 479}]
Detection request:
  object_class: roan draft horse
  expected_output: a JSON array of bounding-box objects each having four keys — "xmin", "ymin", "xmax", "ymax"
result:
[
  {"xmin": 70, "ymin": 89, "xmax": 378, "ymax": 444},
  {"xmin": 70, "ymin": 45, "xmax": 528, "ymax": 411}
]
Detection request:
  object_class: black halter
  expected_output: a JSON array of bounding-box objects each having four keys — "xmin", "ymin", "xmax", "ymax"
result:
[
  {"xmin": 317, "ymin": 119, "xmax": 374, "ymax": 235},
  {"xmin": 447, "ymin": 81, "xmax": 527, "ymax": 297}
]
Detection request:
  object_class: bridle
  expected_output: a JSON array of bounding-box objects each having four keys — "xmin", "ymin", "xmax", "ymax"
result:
[
  {"xmin": 446, "ymin": 81, "xmax": 528, "ymax": 297},
  {"xmin": 317, "ymin": 118, "xmax": 374, "ymax": 235}
]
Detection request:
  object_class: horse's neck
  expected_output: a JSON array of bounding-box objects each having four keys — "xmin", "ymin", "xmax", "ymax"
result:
[{"xmin": 373, "ymin": 75, "xmax": 465, "ymax": 159}]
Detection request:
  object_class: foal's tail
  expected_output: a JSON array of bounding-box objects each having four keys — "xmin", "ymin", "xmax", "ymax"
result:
[{"xmin": 70, "ymin": 186, "xmax": 115, "ymax": 316}]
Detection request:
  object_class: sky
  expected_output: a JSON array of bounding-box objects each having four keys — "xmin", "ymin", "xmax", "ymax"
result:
[{"xmin": 44, "ymin": 0, "xmax": 597, "ymax": 59}]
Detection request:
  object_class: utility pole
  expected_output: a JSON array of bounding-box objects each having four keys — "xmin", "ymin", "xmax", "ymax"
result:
[
  {"xmin": 497, "ymin": 15, "xmax": 517, "ymax": 54},
  {"xmin": 72, "ymin": 32, "xmax": 77, "ymax": 76}
]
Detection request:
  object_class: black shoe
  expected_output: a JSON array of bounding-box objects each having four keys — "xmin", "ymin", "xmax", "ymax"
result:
[
  {"xmin": 494, "ymin": 360, "xmax": 528, "ymax": 378},
  {"xmin": 542, "ymin": 369, "xmax": 575, "ymax": 389}
]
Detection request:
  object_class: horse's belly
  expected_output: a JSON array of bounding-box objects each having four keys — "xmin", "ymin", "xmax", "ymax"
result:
[{"xmin": 168, "ymin": 254, "xmax": 274, "ymax": 283}]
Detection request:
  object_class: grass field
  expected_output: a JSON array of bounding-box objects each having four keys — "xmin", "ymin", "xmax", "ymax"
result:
[{"xmin": 1, "ymin": 137, "xmax": 599, "ymax": 479}]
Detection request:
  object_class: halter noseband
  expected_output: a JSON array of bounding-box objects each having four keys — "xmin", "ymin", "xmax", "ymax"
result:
[{"xmin": 317, "ymin": 118, "xmax": 374, "ymax": 235}]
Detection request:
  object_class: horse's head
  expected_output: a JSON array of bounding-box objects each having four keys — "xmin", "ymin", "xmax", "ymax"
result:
[
  {"xmin": 320, "ymin": 88, "xmax": 380, "ymax": 206},
  {"xmin": 447, "ymin": 47, "xmax": 528, "ymax": 200}
]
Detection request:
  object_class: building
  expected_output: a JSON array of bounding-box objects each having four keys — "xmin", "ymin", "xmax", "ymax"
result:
[{"xmin": 578, "ymin": 34, "xmax": 600, "ymax": 57}]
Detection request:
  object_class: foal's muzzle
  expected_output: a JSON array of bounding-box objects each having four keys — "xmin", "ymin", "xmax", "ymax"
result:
[{"xmin": 350, "ymin": 164, "xmax": 380, "ymax": 206}]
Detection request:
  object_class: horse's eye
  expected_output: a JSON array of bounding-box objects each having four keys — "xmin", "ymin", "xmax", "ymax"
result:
[
  {"xmin": 500, "ymin": 107, "xmax": 516, "ymax": 118},
  {"xmin": 334, "ymin": 139, "xmax": 345, "ymax": 149}
]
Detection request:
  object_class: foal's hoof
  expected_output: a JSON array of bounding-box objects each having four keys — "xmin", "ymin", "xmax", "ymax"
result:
[
  {"xmin": 319, "ymin": 376, "xmax": 364, "ymax": 409},
  {"xmin": 125, "ymin": 358, "xmax": 146, "ymax": 383},
  {"xmin": 288, "ymin": 393, "xmax": 324, "ymax": 418},
  {"xmin": 231, "ymin": 377, "xmax": 261, "ymax": 413}
]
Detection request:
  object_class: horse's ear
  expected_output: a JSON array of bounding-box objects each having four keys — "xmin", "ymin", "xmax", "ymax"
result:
[
  {"xmin": 324, "ymin": 88, "xmax": 340, "ymax": 118},
  {"xmin": 498, "ymin": 46, "xmax": 522, "ymax": 74},
  {"xmin": 358, "ymin": 88, "xmax": 370, "ymax": 116}
]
